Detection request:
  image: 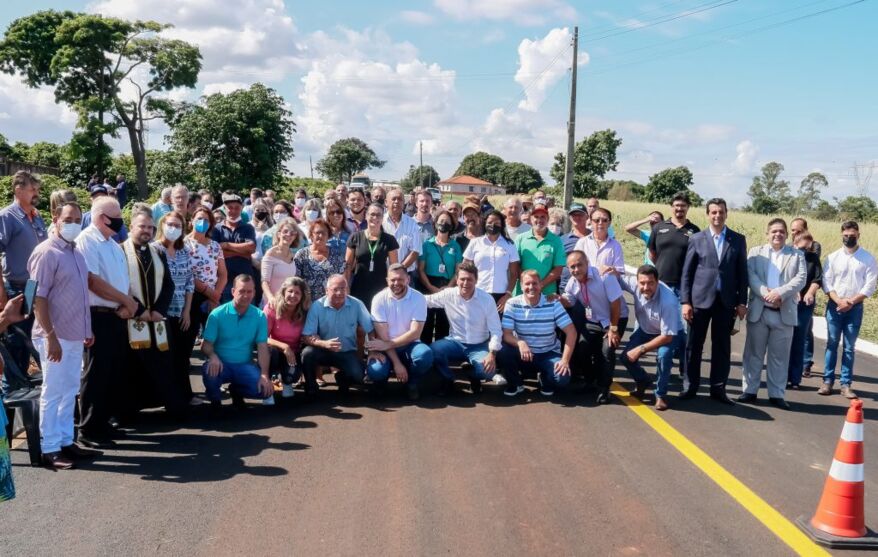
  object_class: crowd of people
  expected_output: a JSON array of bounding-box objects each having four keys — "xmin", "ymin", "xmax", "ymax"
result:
[{"xmin": 1, "ymin": 170, "xmax": 876, "ymax": 493}]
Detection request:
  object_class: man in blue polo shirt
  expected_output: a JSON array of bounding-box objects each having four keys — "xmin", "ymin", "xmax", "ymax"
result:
[
  {"xmin": 201, "ymin": 275, "xmax": 273, "ymax": 409},
  {"xmin": 498, "ymin": 270, "xmax": 577, "ymax": 397},
  {"xmin": 301, "ymin": 274, "xmax": 375, "ymax": 396}
]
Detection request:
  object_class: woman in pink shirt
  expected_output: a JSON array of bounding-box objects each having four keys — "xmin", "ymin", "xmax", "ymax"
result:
[
  {"xmin": 261, "ymin": 219, "xmax": 298, "ymax": 308},
  {"xmin": 266, "ymin": 276, "xmax": 310, "ymax": 398}
]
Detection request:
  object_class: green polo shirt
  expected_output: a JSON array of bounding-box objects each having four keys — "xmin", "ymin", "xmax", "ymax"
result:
[
  {"xmin": 419, "ymin": 237, "xmax": 463, "ymax": 279},
  {"xmin": 203, "ymin": 302, "xmax": 268, "ymax": 364},
  {"xmin": 513, "ymin": 229, "xmax": 566, "ymax": 295}
]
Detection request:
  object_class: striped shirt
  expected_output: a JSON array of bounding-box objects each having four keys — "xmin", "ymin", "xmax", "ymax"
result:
[
  {"xmin": 153, "ymin": 242, "xmax": 194, "ymax": 318},
  {"xmin": 501, "ymin": 294, "xmax": 572, "ymax": 354}
]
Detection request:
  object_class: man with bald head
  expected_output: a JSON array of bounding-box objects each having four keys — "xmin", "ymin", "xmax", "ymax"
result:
[{"xmin": 76, "ymin": 196, "xmax": 140, "ymax": 448}]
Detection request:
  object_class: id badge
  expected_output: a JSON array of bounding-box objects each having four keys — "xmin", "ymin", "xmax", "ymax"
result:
[
  {"xmin": 438, "ymin": 263, "xmax": 446, "ymax": 274},
  {"xmin": 584, "ymin": 305, "xmax": 593, "ymax": 321},
  {"xmin": 369, "ymin": 259, "xmax": 374, "ymax": 272}
]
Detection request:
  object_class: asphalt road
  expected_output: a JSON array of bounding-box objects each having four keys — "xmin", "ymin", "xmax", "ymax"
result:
[{"xmin": 3, "ymin": 328, "xmax": 877, "ymax": 556}]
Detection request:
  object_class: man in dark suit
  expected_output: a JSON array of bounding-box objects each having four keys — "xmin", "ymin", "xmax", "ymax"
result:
[{"xmin": 679, "ymin": 198, "xmax": 748, "ymax": 405}]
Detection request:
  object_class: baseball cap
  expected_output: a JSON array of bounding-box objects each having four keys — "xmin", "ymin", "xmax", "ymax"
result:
[
  {"xmin": 530, "ymin": 205, "xmax": 548, "ymax": 217},
  {"xmin": 221, "ymin": 192, "xmax": 244, "ymax": 205},
  {"xmin": 88, "ymin": 184, "xmax": 108, "ymax": 197},
  {"xmin": 462, "ymin": 202, "xmax": 481, "ymax": 216},
  {"xmin": 568, "ymin": 203, "xmax": 586, "ymax": 215}
]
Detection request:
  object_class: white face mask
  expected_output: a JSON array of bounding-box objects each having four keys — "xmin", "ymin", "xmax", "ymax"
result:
[
  {"xmin": 295, "ymin": 198, "xmax": 307, "ymax": 208},
  {"xmin": 306, "ymin": 210, "xmax": 319, "ymax": 222},
  {"xmin": 202, "ymin": 201, "xmax": 213, "ymax": 210},
  {"xmin": 548, "ymin": 225, "xmax": 562, "ymax": 235},
  {"xmin": 273, "ymin": 212, "xmax": 288, "ymax": 223},
  {"xmin": 226, "ymin": 215, "xmax": 241, "ymax": 224},
  {"xmin": 163, "ymin": 224, "xmax": 182, "ymax": 242},
  {"xmin": 59, "ymin": 222, "xmax": 82, "ymax": 243}
]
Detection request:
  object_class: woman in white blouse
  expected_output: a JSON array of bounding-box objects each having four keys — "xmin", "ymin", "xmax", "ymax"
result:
[{"xmin": 463, "ymin": 210, "xmax": 521, "ymax": 312}]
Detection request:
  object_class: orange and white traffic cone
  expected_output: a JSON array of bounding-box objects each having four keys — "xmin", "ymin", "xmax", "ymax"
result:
[{"xmin": 798, "ymin": 399, "xmax": 878, "ymax": 548}]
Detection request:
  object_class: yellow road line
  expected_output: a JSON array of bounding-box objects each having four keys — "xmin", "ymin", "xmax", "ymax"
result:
[{"xmin": 610, "ymin": 382, "xmax": 829, "ymax": 557}]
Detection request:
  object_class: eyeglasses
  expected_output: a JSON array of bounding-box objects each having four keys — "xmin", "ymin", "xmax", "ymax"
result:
[
  {"xmin": 592, "ymin": 218, "xmax": 609, "ymax": 223},
  {"xmin": 330, "ymin": 210, "xmax": 343, "ymax": 215}
]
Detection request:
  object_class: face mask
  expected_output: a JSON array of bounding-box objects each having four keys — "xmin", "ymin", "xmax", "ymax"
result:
[
  {"xmin": 194, "ymin": 218, "xmax": 210, "ymax": 233},
  {"xmin": 295, "ymin": 198, "xmax": 306, "ymax": 208},
  {"xmin": 226, "ymin": 215, "xmax": 241, "ymax": 224},
  {"xmin": 843, "ymin": 236, "xmax": 858, "ymax": 249},
  {"xmin": 436, "ymin": 223, "xmax": 452, "ymax": 234},
  {"xmin": 254, "ymin": 211, "xmax": 269, "ymax": 221},
  {"xmin": 202, "ymin": 201, "xmax": 213, "ymax": 210},
  {"xmin": 548, "ymin": 225, "xmax": 562, "ymax": 235},
  {"xmin": 163, "ymin": 225, "xmax": 182, "ymax": 242},
  {"xmin": 273, "ymin": 212, "xmax": 288, "ymax": 222},
  {"xmin": 106, "ymin": 216, "xmax": 124, "ymax": 233},
  {"xmin": 485, "ymin": 224, "xmax": 501, "ymax": 235},
  {"xmin": 306, "ymin": 210, "xmax": 319, "ymax": 222},
  {"xmin": 59, "ymin": 222, "xmax": 81, "ymax": 242}
]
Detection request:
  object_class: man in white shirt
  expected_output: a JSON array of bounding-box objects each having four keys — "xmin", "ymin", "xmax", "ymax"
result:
[
  {"xmin": 366, "ymin": 264, "xmax": 434, "ymax": 400},
  {"xmin": 819, "ymin": 220, "xmax": 878, "ymax": 398},
  {"xmin": 382, "ymin": 188, "xmax": 421, "ymax": 277},
  {"xmin": 504, "ymin": 197, "xmax": 531, "ymax": 241},
  {"xmin": 426, "ymin": 262, "xmax": 505, "ymax": 395}
]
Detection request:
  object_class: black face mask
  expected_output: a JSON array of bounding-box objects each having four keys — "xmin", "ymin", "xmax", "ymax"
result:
[
  {"xmin": 437, "ymin": 223, "xmax": 452, "ymax": 234},
  {"xmin": 843, "ymin": 236, "xmax": 858, "ymax": 249},
  {"xmin": 254, "ymin": 211, "xmax": 269, "ymax": 221},
  {"xmin": 106, "ymin": 216, "xmax": 124, "ymax": 233},
  {"xmin": 485, "ymin": 224, "xmax": 501, "ymax": 235}
]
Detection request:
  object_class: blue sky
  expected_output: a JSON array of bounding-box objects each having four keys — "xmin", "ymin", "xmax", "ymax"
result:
[{"xmin": 1, "ymin": 0, "xmax": 876, "ymax": 205}]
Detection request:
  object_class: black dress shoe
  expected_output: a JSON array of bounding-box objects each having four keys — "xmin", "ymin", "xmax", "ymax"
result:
[
  {"xmin": 469, "ymin": 376, "xmax": 483, "ymax": 395},
  {"xmin": 77, "ymin": 435, "xmax": 116, "ymax": 450},
  {"xmin": 737, "ymin": 393, "xmax": 757, "ymax": 403},
  {"xmin": 406, "ymin": 383, "xmax": 420, "ymax": 402},
  {"xmin": 62, "ymin": 443, "xmax": 103, "ymax": 459},
  {"xmin": 710, "ymin": 390, "xmax": 735, "ymax": 406},
  {"xmin": 596, "ymin": 390, "xmax": 611, "ymax": 405},
  {"xmin": 42, "ymin": 451, "xmax": 75, "ymax": 470},
  {"xmin": 436, "ymin": 378, "xmax": 455, "ymax": 397},
  {"xmin": 678, "ymin": 388, "xmax": 698, "ymax": 400},
  {"xmin": 769, "ymin": 397, "xmax": 790, "ymax": 410}
]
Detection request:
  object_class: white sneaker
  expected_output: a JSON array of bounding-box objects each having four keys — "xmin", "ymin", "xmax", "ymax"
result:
[
  {"xmin": 491, "ymin": 374, "xmax": 508, "ymax": 386},
  {"xmin": 262, "ymin": 396, "xmax": 275, "ymax": 406},
  {"xmin": 282, "ymin": 384, "xmax": 295, "ymax": 398}
]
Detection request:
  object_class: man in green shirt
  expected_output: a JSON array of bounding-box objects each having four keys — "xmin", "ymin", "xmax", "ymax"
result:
[{"xmin": 513, "ymin": 206, "xmax": 566, "ymax": 295}]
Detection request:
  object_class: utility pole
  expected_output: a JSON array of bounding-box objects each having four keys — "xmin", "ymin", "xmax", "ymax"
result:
[
  {"xmin": 562, "ymin": 26, "xmax": 578, "ymax": 210},
  {"xmin": 419, "ymin": 141, "xmax": 424, "ymax": 188},
  {"xmin": 309, "ymin": 155, "xmax": 314, "ymax": 179}
]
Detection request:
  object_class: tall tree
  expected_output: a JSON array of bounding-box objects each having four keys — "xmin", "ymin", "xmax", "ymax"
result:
[
  {"xmin": 837, "ymin": 195, "xmax": 878, "ymax": 223},
  {"xmin": 0, "ymin": 10, "xmax": 202, "ymax": 198},
  {"xmin": 795, "ymin": 171, "xmax": 828, "ymax": 214},
  {"xmin": 454, "ymin": 151, "xmax": 505, "ymax": 184},
  {"xmin": 315, "ymin": 137, "xmax": 385, "ymax": 183},
  {"xmin": 550, "ymin": 129, "xmax": 622, "ymax": 198},
  {"xmin": 400, "ymin": 165, "xmax": 440, "ymax": 191},
  {"xmin": 497, "ymin": 161, "xmax": 543, "ymax": 194},
  {"xmin": 747, "ymin": 161, "xmax": 793, "ymax": 214},
  {"xmin": 168, "ymin": 84, "xmax": 295, "ymax": 192},
  {"xmin": 642, "ymin": 166, "xmax": 694, "ymax": 203}
]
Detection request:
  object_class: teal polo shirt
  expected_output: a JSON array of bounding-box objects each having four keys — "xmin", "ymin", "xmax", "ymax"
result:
[
  {"xmin": 203, "ymin": 302, "xmax": 268, "ymax": 364},
  {"xmin": 419, "ymin": 237, "xmax": 463, "ymax": 279},
  {"xmin": 303, "ymin": 295, "xmax": 374, "ymax": 352},
  {"xmin": 514, "ymin": 229, "xmax": 566, "ymax": 295}
]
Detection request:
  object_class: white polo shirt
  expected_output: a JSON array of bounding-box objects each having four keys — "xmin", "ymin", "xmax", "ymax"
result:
[
  {"xmin": 383, "ymin": 213, "xmax": 421, "ymax": 272},
  {"xmin": 463, "ymin": 235, "xmax": 520, "ymax": 294},
  {"xmin": 76, "ymin": 224, "xmax": 130, "ymax": 308},
  {"xmin": 371, "ymin": 286, "xmax": 428, "ymax": 339}
]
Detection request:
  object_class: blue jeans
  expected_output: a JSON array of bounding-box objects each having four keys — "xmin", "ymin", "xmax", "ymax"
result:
[
  {"xmin": 202, "ymin": 360, "xmax": 268, "ymax": 402},
  {"xmin": 622, "ymin": 328, "xmax": 676, "ymax": 397},
  {"xmin": 430, "ymin": 339, "xmax": 493, "ymax": 381},
  {"xmin": 497, "ymin": 345, "xmax": 571, "ymax": 390},
  {"xmin": 823, "ymin": 301, "xmax": 864, "ymax": 386},
  {"xmin": 788, "ymin": 301, "xmax": 815, "ymax": 385},
  {"xmin": 367, "ymin": 342, "xmax": 434, "ymax": 385}
]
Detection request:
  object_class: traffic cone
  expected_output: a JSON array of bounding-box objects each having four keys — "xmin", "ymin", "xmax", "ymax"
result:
[{"xmin": 797, "ymin": 399, "xmax": 878, "ymax": 548}]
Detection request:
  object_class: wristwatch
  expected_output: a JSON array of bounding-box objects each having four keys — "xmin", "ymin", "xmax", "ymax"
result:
[{"xmin": 609, "ymin": 325, "xmax": 619, "ymax": 332}]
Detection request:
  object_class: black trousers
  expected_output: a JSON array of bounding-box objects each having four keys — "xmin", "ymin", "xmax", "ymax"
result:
[
  {"xmin": 575, "ymin": 317, "xmax": 628, "ymax": 390},
  {"xmin": 685, "ymin": 298, "xmax": 736, "ymax": 390},
  {"xmin": 168, "ymin": 316, "xmax": 195, "ymax": 400},
  {"xmin": 419, "ymin": 276, "xmax": 450, "ymax": 344},
  {"xmin": 80, "ymin": 309, "xmax": 127, "ymax": 439},
  {"xmin": 269, "ymin": 346, "xmax": 301, "ymax": 385},
  {"xmin": 124, "ymin": 328, "xmax": 187, "ymax": 420}
]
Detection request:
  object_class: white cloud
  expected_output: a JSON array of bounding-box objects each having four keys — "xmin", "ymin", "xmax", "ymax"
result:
[
  {"xmin": 434, "ymin": 0, "xmax": 576, "ymax": 26},
  {"xmin": 400, "ymin": 10, "xmax": 435, "ymax": 25},
  {"xmin": 734, "ymin": 139, "xmax": 759, "ymax": 174},
  {"xmin": 0, "ymin": 74, "xmax": 78, "ymax": 145},
  {"xmin": 515, "ymin": 27, "xmax": 588, "ymax": 112},
  {"xmin": 202, "ymin": 82, "xmax": 251, "ymax": 96}
]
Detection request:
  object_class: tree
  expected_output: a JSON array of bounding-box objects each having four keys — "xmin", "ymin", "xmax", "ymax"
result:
[
  {"xmin": 550, "ymin": 129, "xmax": 622, "ymax": 198},
  {"xmin": 641, "ymin": 166, "xmax": 694, "ymax": 203},
  {"xmin": 497, "ymin": 162, "xmax": 543, "ymax": 194},
  {"xmin": 453, "ymin": 151, "xmax": 505, "ymax": 184},
  {"xmin": 26, "ymin": 141, "xmax": 63, "ymax": 167},
  {"xmin": 145, "ymin": 149, "xmax": 194, "ymax": 192},
  {"xmin": 794, "ymin": 172, "xmax": 828, "ymax": 214},
  {"xmin": 400, "ymin": 165, "xmax": 440, "ymax": 191},
  {"xmin": 0, "ymin": 10, "xmax": 202, "ymax": 198},
  {"xmin": 746, "ymin": 161, "xmax": 793, "ymax": 214},
  {"xmin": 168, "ymin": 84, "xmax": 295, "ymax": 192},
  {"xmin": 604, "ymin": 180, "xmax": 644, "ymax": 201},
  {"xmin": 837, "ymin": 195, "xmax": 878, "ymax": 223},
  {"xmin": 60, "ymin": 129, "xmax": 113, "ymax": 187},
  {"xmin": 813, "ymin": 199, "xmax": 838, "ymax": 221},
  {"xmin": 315, "ymin": 137, "xmax": 384, "ymax": 183}
]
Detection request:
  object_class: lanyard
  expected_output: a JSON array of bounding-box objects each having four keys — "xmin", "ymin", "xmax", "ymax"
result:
[
  {"xmin": 432, "ymin": 240, "xmax": 448, "ymax": 272},
  {"xmin": 578, "ymin": 279, "xmax": 590, "ymax": 307},
  {"xmin": 367, "ymin": 236, "xmax": 380, "ymax": 261}
]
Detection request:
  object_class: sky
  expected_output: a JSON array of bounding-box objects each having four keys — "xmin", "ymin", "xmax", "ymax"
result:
[{"xmin": 1, "ymin": 0, "xmax": 876, "ymax": 205}]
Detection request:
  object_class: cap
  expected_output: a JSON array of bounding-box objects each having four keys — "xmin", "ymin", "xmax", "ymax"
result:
[
  {"xmin": 530, "ymin": 205, "xmax": 548, "ymax": 217},
  {"xmin": 568, "ymin": 203, "xmax": 586, "ymax": 215},
  {"xmin": 221, "ymin": 192, "xmax": 244, "ymax": 205},
  {"xmin": 88, "ymin": 184, "xmax": 108, "ymax": 197},
  {"xmin": 462, "ymin": 202, "xmax": 481, "ymax": 216}
]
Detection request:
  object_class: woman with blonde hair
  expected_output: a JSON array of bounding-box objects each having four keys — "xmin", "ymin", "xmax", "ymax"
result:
[
  {"xmin": 261, "ymin": 218, "xmax": 298, "ymax": 307},
  {"xmin": 324, "ymin": 198, "xmax": 350, "ymax": 259},
  {"xmin": 266, "ymin": 276, "xmax": 310, "ymax": 398}
]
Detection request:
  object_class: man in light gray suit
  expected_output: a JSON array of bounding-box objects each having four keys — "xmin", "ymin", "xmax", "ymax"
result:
[{"xmin": 739, "ymin": 218, "xmax": 806, "ymax": 409}]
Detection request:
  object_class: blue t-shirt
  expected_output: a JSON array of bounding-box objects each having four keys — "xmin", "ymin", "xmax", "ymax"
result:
[
  {"xmin": 212, "ymin": 223, "xmax": 257, "ymax": 281},
  {"xmin": 639, "ymin": 229, "xmax": 654, "ymax": 265},
  {"xmin": 303, "ymin": 296, "xmax": 374, "ymax": 352},
  {"xmin": 203, "ymin": 301, "xmax": 268, "ymax": 364}
]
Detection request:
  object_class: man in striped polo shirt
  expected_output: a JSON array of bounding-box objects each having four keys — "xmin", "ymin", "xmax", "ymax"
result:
[{"xmin": 498, "ymin": 270, "xmax": 577, "ymax": 397}]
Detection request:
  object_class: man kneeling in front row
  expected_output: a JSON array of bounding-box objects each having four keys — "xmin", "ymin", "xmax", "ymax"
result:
[{"xmin": 202, "ymin": 275, "xmax": 274, "ymax": 409}]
